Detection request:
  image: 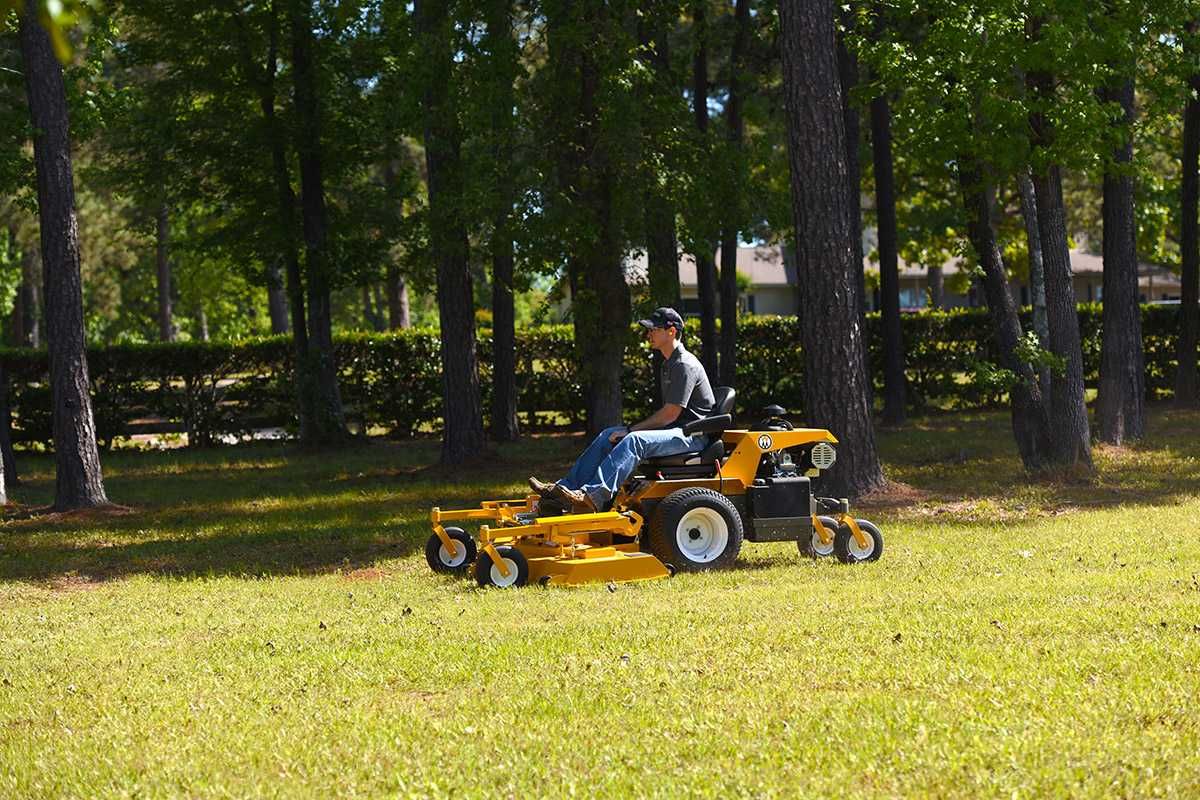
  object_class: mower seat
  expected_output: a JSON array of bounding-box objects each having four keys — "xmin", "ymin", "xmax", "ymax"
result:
[{"xmin": 638, "ymin": 386, "xmax": 735, "ymax": 476}]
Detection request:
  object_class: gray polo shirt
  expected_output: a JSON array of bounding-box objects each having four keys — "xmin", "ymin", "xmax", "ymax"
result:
[{"xmin": 660, "ymin": 341, "xmax": 715, "ymax": 426}]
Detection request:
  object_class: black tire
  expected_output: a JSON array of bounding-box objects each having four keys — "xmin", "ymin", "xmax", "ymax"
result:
[
  {"xmin": 647, "ymin": 488, "xmax": 743, "ymax": 571},
  {"xmin": 798, "ymin": 516, "xmax": 839, "ymax": 559},
  {"xmin": 833, "ymin": 519, "xmax": 884, "ymax": 564},
  {"xmin": 474, "ymin": 546, "xmax": 529, "ymax": 588},
  {"xmin": 425, "ymin": 527, "xmax": 476, "ymax": 574}
]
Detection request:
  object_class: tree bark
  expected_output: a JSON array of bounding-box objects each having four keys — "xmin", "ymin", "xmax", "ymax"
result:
[
  {"xmin": 417, "ymin": 0, "xmax": 486, "ymax": 462},
  {"xmin": 19, "ymin": 2, "xmax": 109, "ymax": 510},
  {"xmin": 9, "ymin": 225, "xmax": 38, "ymax": 347},
  {"xmin": 486, "ymin": 0, "xmax": 520, "ymax": 442},
  {"xmin": 1017, "ymin": 166, "xmax": 1050, "ymax": 398},
  {"xmin": 927, "ymin": 265, "xmax": 944, "ymax": 309},
  {"xmin": 1026, "ymin": 44, "xmax": 1093, "ymax": 471},
  {"xmin": 958, "ymin": 158, "xmax": 1052, "ymax": 470},
  {"xmin": 1097, "ymin": 76, "xmax": 1145, "ymax": 443},
  {"xmin": 870, "ymin": 90, "xmax": 905, "ymax": 424},
  {"xmin": 155, "ymin": 203, "xmax": 175, "ymax": 341},
  {"xmin": 0, "ymin": 366, "xmax": 16, "ymax": 490},
  {"xmin": 779, "ymin": 0, "xmax": 884, "ymax": 499},
  {"xmin": 692, "ymin": 1, "xmax": 719, "ymax": 382},
  {"xmin": 290, "ymin": 0, "xmax": 348, "ymax": 444},
  {"xmin": 717, "ymin": 0, "xmax": 751, "ymax": 390},
  {"xmin": 1178, "ymin": 24, "xmax": 1200, "ymax": 406},
  {"xmin": 266, "ymin": 257, "xmax": 290, "ymax": 334},
  {"xmin": 639, "ymin": 14, "xmax": 681, "ymax": 310},
  {"xmin": 386, "ymin": 263, "xmax": 410, "ymax": 329},
  {"xmin": 836, "ymin": 12, "xmax": 866, "ymax": 320}
]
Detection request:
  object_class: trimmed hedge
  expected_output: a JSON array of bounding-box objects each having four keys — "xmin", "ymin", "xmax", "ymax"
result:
[{"xmin": 0, "ymin": 304, "xmax": 1182, "ymax": 448}]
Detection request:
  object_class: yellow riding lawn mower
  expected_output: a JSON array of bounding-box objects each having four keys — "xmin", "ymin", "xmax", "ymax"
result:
[{"xmin": 425, "ymin": 388, "xmax": 883, "ymax": 588}]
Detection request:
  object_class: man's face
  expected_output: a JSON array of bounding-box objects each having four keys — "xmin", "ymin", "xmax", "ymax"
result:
[{"xmin": 645, "ymin": 325, "xmax": 673, "ymax": 349}]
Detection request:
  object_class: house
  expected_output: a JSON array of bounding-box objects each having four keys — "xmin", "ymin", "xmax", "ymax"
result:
[{"xmin": 661, "ymin": 244, "xmax": 1182, "ymax": 314}]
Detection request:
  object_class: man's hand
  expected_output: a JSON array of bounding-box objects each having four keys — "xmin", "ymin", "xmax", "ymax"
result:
[{"xmin": 608, "ymin": 427, "xmax": 628, "ymax": 444}]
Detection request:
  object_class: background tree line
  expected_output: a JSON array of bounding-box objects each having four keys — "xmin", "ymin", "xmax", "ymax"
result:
[{"xmin": 2, "ymin": 0, "xmax": 1198, "ymax": 510}]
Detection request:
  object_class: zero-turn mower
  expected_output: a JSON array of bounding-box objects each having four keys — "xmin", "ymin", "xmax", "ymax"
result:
[{"xmin": 425, "ymin": 387, "xmax": 883, "ymax": 588}]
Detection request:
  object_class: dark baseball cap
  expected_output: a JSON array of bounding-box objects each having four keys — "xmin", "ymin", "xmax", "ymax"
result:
[{"xmin": 638, "ymin": 307, "xmax": 684, "ymax": 332}]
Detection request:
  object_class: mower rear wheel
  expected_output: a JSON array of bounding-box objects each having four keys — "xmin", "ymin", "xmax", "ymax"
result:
[
  {"xmin": 474, "ymin": 546, "xmax": 529, "ymax": 588},
  {"xmin": 648, "ymin": 488, "xmax": 743, "ymax": 571},
  {"xmin": 833, "ymin": 519, "xmax": 883, "ymax": 564},
  {"xmin": 798, "ymin": 516, "xmax": 839, "ymax": 559},
  {"xmin": 425, "ymin": 527, "xmax": 476, "ymax": 574}
]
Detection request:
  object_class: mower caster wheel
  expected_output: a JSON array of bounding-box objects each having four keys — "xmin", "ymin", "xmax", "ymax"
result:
[
  {"xmin": 834, "ymin": 519, "xmax": 883, "ymax": 564},
  {"xmin": 425, "ymin": 527, "xmax": 476, "ymax": 574},
  {"xmin": 799, "ymin": 516, "xmax": 839, "ymax": 559},
  {"xmin": 538, "ymin": 575, "xmax": 554, "ymax": 588},
  {"xmin": 475, "ymin": 546, "xmax": 529, "ymax": 588}
]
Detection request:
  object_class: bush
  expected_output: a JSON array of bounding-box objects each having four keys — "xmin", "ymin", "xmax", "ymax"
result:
[{"xmin": 0, "ymin": 305, "xmax": 1181, "ymax": 448}]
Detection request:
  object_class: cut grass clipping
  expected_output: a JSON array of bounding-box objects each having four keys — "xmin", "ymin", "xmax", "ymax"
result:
[{"xmin": 2, "ymin": 407, "xmax": 1199, "ymax": 797}]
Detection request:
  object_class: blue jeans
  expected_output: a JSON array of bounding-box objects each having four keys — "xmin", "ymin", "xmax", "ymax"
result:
[{"xmin": 558, "ymin": 426, "xmax": 709, "ymax": 510}]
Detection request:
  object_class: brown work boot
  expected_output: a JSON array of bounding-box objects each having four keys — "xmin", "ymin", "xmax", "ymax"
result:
[
  {"xmin": 527, "ymin": 476, "xmax": 557, "ymax": 497},
  {"xmin": 551, "ymin": 484, "xmax": 598, "ymax": 514}
]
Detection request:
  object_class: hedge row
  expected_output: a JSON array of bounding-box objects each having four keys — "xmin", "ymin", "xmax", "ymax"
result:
[{"xmin": 0, "ymin": 305, "xmax": 1182, "ymax": 448}]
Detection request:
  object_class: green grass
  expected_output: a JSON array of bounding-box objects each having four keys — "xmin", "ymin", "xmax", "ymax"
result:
[{"xmin": 2, "ymin": 407, "xmax": 1200, "ymax": 798}]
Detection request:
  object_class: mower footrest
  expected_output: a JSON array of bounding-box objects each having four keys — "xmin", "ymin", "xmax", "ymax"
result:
[{"xmin": 531, "ymin": 552, "xmax": 669, "ymax": 586}]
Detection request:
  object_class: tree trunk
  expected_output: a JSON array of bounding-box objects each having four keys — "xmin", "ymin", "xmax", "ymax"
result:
[
  {"xmin": 639, "ymin": 15, "xmax": 681, "ymax": 310},
  {"xmin": 1178, "ymin": 25, "xmax": 1200, "ymax": 406},
  {"xmin": 958, "ymin": 157, "xmax": 1052, "ymax": 470},
  {"xmin": 870, "ymin": 90, "xmax": 905, "ymax": 424},
  {"xmin": 1026, "ymin": 46, "xmax": 1093, "ymax": 471},
  {"xmin": 927, "ymin": 265, "xmax": 944, "ymax": 309},
  {"xmin": 417, "ymin": 0, "xmax": 486, "ymax": 462},
  {"xmin": 1097, "ymin": 76, "xmax": 1145, "ymax": 443},
  {"xmin": 692, "ymin": 1, "xmax": 719, "ymax": 382},
  {"xmin": 1017, "ymin": 166, "xmax": 1050, "ymax": 398},
  {"xmin": 361, "ymin": 284, "xmax": 385, "ymax": 331},
  {"xmin": 836, "ymin": 11, "xmax": 866, "ymax": 320},
  {"xmin": 196, "ymin": 305, "xmax": 210, "ymax": 342},
  {"xmin": 779, "ymin": 0, "xmax": 884, "ymax": 499},
  {"xmin": 19, "ymin": 2, "xmax": 108, "ymax": 510},
  {"xmin": 8, "ymin": 225, "xmax": 38, "ymax": 347},
  {"xmin": 290, "ymin": 0, "xmax": 348, "ymax": 444},
  {"xmin": 717, "ymin": 0, "xmax": 751, "ymax": 390},
  {"xmin": 266, "ymin": 257, "xmax": 290, "ymax": 334},
  {"xmin": 155, "ymin": 203, "xmax": 174, "ymax": 341},
  {"xmin": 486, "ymin": 0, "xmax": 520, "ymax": 442},
  {"xmin": 386, "ymin": 264, "xmax": 410, "ymax": 329}
]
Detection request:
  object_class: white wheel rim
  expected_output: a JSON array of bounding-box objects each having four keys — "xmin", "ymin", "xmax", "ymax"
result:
[
  {"xmin": 848, "ymin": 529, "xmax": 875, "ymax": 560},
  {"xmin": 439, "ymin": 540, "xmax": 468, "ymax": 568},
  {"xmin": 675, "ymin": 508, "xmax": 729, "ymax": 563},
  {"xmin": 489, "ymin": 558, "xmax": 520, "ymax": 587},
  {"xmin": 812, "ymin": 531, "xmax": 835, "ymax": 557}
]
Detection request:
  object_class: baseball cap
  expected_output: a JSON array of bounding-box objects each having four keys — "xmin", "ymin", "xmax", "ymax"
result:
[{"xmin": 637, "ymin": 307, "xmax": 684, "ymax": 332}]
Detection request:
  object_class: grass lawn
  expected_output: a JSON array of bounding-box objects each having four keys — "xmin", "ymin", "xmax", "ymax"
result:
[{"xmin": 2, "ymin": 406, "xmax": 1200, "ymax": 798}]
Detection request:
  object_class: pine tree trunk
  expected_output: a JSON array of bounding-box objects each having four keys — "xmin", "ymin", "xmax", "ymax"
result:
[
  {"xmin": 958, "ymin": 158, "xmax": 1051, "ymax": 470},
  {"xmin": 1097, "ymin": 76, "xmax": 1145, "ymax": 443},
  {"xmin": 486, "ymin": 0, "xmax": 520, "ymax": 442},
  {"xmin": 639, "ymin": 14, "xmax": 681, "ymax": 310},
  {"xmin": 717, "ymin": 0, "xmax": 751, "ymax": 390},
  {"xmin": 19, "ymin": 2, "xmax": 108, "ymax": 510},
  {"xmin": 836, "ymin": 17, "xmax": 866, "ymax": 319},
  {"xmin": 1027, "ymin": 51, "xmax": 1093, "ymax": 471},
  {"xmin": 196, "ymin": 306, "xmax": 210, "ymax": 342},
  {"xmin": 156, "ymin": 203, "xmax": 174, "ymax": 341},
  {"xmin": 291, "ymin": 0, "xmax": 348, "ymax": 444},
  {"xmin": 927, "ymin": 265, "xmax": 944, "ymax": 309},
  {"xmin": 1178, "ymin": 27, "xmax": 1200, "ymax": 406},
  {"xmin": 870, "ymin": 91, "xmax": 905, "ymax": 424},
  {"xmin": 8, "ymin": 225, "xmax": 38, "ymax": 347},
  {"xmin": 266, "ymin": 258, "xmax": 290, "ymax": 334},
  {"xmin": 1017, "ymin": 167, "xmax": 1050, "ymax": 399},
  {"xmin": 692, "ymin": 1, "xmax": 719, "ymax": 382},
  {"xmin": 417, "ymin": 0, "xmax": 486, "ymax": 462},
  {"xmin": 0, "ymin": 366, "xmax": 17, "ymax": 489},
  {"xmin": 779, "ymin": 0, "xmax": 883, "ymax": 499},
  {"xmin": 386, "ymin": 264, "xmax": 410, "ymax": 329}
]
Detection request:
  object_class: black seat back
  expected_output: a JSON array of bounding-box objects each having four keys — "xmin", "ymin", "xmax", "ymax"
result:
[{"xmin": 713, "ymin": 386, "xmax": 735, "ymax": 417}]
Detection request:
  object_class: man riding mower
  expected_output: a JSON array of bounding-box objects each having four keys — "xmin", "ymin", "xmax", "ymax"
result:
[{"xmin": 425, "ymin": 307, "xmax": 884, "ymax": 588}]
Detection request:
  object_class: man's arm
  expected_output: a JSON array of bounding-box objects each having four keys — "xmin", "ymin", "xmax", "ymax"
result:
[{"xmin": 609, "ymin": 403, "xmax": 684, "ymax": 442}]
